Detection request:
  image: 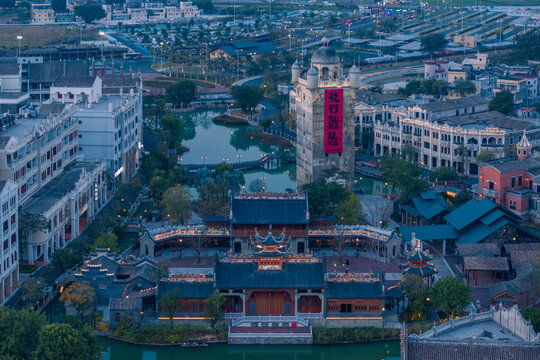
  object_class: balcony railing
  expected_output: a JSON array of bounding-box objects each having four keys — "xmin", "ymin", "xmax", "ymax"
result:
[{"xmin": 482, "ymin": 188, "xmax": 498, "ymax": 198}]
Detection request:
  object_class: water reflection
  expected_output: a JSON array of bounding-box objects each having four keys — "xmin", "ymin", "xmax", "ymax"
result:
[
  {"xmin": 100, "ymin": 339, "xmax": 400, "ymax": 360},
  {"xmin": 176, "ymin": 109, "xmax": 295, "ymax": 192}
]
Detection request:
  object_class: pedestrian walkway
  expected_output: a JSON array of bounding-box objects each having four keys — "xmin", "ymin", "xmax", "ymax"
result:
[{"xmin": 433, "ymin": 255, "xmax": 455, "ymax": 279}]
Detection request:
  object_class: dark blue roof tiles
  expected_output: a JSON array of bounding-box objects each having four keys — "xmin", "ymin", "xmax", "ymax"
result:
[
  {"xmin": 326, "ymin": 281, "xmax": 383, "ymax": 299},
  {"xmin": 444, "ymin": 198, "xmax": 498, "ymax": 231},
  {"xmin": 232, "ymin": 197, "xmax": 308, "ymax": 224},
  {"xmin": 215, "ymin": 261, "xmax": 324, "ymax": 289}
]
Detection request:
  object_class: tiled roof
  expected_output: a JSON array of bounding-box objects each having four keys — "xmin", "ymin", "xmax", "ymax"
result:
[
  {"xmin": 457, "ymin": 217, "xmax": 509, "ymax": 244},
  {"xmin": 399, "ymin": 225, "xmax": 460, "ymax": 242},
  {"xmin": 215, "ymin": 261, "xmax": 324, "ymax": 289},
  {"xmin": 481, "ymin": 156, "xmax": 540, "ymax": 173},
  {"xmin": 410, "ymin": 194, "xmax": 449, "ymax": 220},
  {"xmin": 401, "ymin": 263, "xmax": 438, "ymax": 277},
  {"xmin": 445, "ymin": 198, "xmax": 498, "ymax": 231},
  {"xmin": 53, "ymin": 75, "xmax": 96, "ymax": 87},
  {"xmin": 456, "ymin": 243, "xmax": 500, "ymax": 257},
  {"xmin": 86, "ymin": 255, "xmax": 119, "ymax": 274},
  {"xmin": 463, "ymin": 256, "xmax": 509, "ymax": 271},
  {"xmin": 406, "ymin": 341, "xmax": 540, "ymax": 360},
  {"xmin": 37, "ymin": 103, "xmax": 68, "ymax": 115},
  {"xmin": 326, "ymin": 281, "xmax": 383, "ymax": 299},
  {"xmin": 509, "ymin": 250, "xmax": 539, "ymax": 269},
  {"xmin": 0, "ymin": 63, "xmax": 19, "ymax": 75},
  {"xmin": 231, "ymin": 197, "xmax": 307, "ymax": 224},
  {"xmin": 504, "ymin": 243, "xmax": 540, "ymax": 253},
  {"xmin": 109, "ymin": 297, "xmax": 142, "ymax": 311},
  {"xmin": 417, "ymin": 96, "xmax": 488, "ymax": 113}
]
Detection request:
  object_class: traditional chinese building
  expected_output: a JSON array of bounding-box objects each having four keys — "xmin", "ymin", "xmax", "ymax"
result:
[
  {"xmin": 291, "ymin": 39, "xmax": 357, "ymax": 189},
  {"xmin": 400, "ymin": 235, "xmax": 438, "ymax": 286}
]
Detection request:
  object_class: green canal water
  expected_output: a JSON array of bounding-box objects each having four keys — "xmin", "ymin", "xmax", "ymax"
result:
[
  {"xmin": 177, "ymin": 109, "xmax": 296, "ymax": 192},
  {"xmin": 99, "ymin": 338, "xmax": 400, "ymax": 360}
]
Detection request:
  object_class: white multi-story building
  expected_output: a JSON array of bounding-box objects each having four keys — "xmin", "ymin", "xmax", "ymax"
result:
[
  {"xmin": 358, "ymin": 96, "xmax": 540, "ymax": 176},
  {"xmin": 0, "ymin": 180, "xmax": 18, "ymax": 304},
  {"xmin": 0, "ymin": 107, "xmax": 79, "ymax": 203},
  {"xmin": 52, "ymin": 75, "xmax": 143, "ymax": 182},
  {"xmin": 31, "ymin": 4, "xmax": 55, "ymax": 24},
  {"xmin": 50, "ymin": 76, "xmax": 102, "ymax": 105}
]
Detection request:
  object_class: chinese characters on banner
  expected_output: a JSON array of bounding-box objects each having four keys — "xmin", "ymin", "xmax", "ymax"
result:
[{"xmin": 324, "ymin": 88, "xmax": 343, "ymax": 154}]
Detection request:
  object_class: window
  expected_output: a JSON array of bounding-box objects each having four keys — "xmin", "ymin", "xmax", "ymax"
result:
[
  {"xmin": 115, "ymin": 313, "xmax": 121, "ymax": 322},
  {"xmin": 3, "ymin": 220, "xmax": 8, "ymax": 232},
  {"xmin": 512, "ymin": 177, "xmax": 516, "ymax": 188},
  {"xmin": 518, "ymin": 175, "xmax": 522, "ymax": 187},
  {"xmin": 11, "ymin": 214, "xmax": 16, "ymax": 225},
  {"xmin": 489, "ymin": 181, "xmax": 494, "ymax": 190}
]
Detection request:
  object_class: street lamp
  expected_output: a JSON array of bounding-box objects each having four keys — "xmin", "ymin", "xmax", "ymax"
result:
[
  {"xmin": 201, "ymin": 155, "xmax": 207, "ymax": 165},
  {"xmin": 237, "ymin": 153, "xmax": 242, "ymax": 164},
  {"xmin": 16, "ymin": 36, "xmax": 22, "ymax": 58}
]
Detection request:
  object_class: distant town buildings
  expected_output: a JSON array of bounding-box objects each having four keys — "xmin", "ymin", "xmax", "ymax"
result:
[{"xmin": 31, "ymin": 1, "xmax": 201, "ymax": 24}]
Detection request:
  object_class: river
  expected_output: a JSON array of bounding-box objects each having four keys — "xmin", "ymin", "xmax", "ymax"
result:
[
  {"xmin": 99, "ymin": 338, "xmax": 400, "ymax": 360},
  {"xmin": 166, "ymin": 108, "xmax": 296, "ymax": 192}
]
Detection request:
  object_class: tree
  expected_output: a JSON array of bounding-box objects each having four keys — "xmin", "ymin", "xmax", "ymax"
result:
[
  {"xmin": 302, "ymin": 180, "xmax": 350, "ymax": 217},
  {"xmin": 148, "ymin": 174, "xmax": 168, "ymax": 202},
  {"xmin": 476, "ymin": 151, "xmax": 495, "ymax": 163},
  {"xmin": 33, "ymin": 323, "xmax": 100, "ymax": 360},
  {"xmin": 363, "ymin": 196, "xmax": 393, "ymax": 228},
  {"xmin": 205, "ymin": 292, "xmax": 225, "ymax": 328},
  {"xmin": 74, "ymin": 4, "xmax": 106, "ymax": 24},
  {"xmin": 159, "ymin": 112, "xmax": 183, "ymax": 149},
  {"xmin": 515, "ymin": 28, "xmax": 540, "ymax": 64},
  {"xmin": 20, "ymin": 277, "xmax": 46, "ymax": 308},
  {"xmin": 166, "ymin": 81, "xmax": 196, "ymax": 108},
  {"xmin": 51, "ymin": 0, "xmax": 66, "ymax": 12},
  {"xmin": 399, "ymin": 274, "xmax": 428, "ymax": 321},
  {"xmin": 0, "ymin": 307, "xmax": 46, "ymax": 359},
  {"xmin": 430, "ymin": 276, "xmax": 471, "ymax": 319},
  {"xmin": 197, "ymin": 182, "xmax": 229, "ymax": 216},
  {"xmin": 429, "ymin": 167, "xmax": 458, "ymax": 182},
  {"xmin": 454, "ymin": 80, "xmax": 476, "ymax": 96},
  {"xmin": 93, "ymin": 232, "xmax": 118, "ymax": 252},
  {"xmin": 336, "ymin": 194, "xmax": 361, "ymax": 225},
  {"xmin": 161, "ymin": 185, "xmax": 192, "ymax": 224},
  {"xmin": 59, "ymin": 282, "xmax": 95, "ymax": 322},
  {"xmin": 380, "ymin": 155, "xmax": 428, "ymax": 203},
  {"xmin": 421, "ymin": 32, "xmax": 448, "ymax": 55},
  {"xmin": 231, "ymin": 86, "xmax": 264, "ymax": 112},
  {"xmin": 521, "ymin": 307, "xmax": 540, "ymax": 333},
  {"xmin": 160, "ymin": 288, "xmax": 183, "ymax": 328},
  {"xmin": 489, "ymin": 90, "xmax": 513, "ymax": 114},
  {"xmin": 248, "ymin": 178, "xmax": 266, "ymax": 193},
  {"xmin": 331, "ymin": 232, "xmax": 348, "ymax": 265},
  {"xmin": 19, "ymin": 210, "xmax": 50, "ymax": 255},
  {"xmin": 401, "ymin": 144, "xmax": 419, "ymax": 162}
]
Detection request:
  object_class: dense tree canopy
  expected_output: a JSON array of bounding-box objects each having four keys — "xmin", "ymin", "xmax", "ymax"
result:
[
  {"xmin": 489, "ymin": 90, "xmax": 514, "ymax": 114},
  {"xmin": 167, "ymin": 81, "xmax": 196, "ymax": 108},
  {"xmin": 515, "ymin": 28, "xmax": 540, "ymax": 64},
  {"xmin": 421, "ymin": 32, "xmax": 448, "ymax": 54},
  {"xmin": 59, "ymin": 282, "xmax": 96, "ymax": 321},
  {"xmin": 430, "ymin": 276, "xmax": 471, "ymax": 319},
  {"xmin": 0, "ymin": 307, "xmax": 45, "ymax": 359},
  {"xmin": 161, "ymin": 185, "xmax": 192, "ymax": 224},
  {"xmin": 205, "ymin": 292, "xmax": 226, "ymax": 328},
  {"xmin": 302, "ymin": 180, "xmax": 350, "ymax": 217},
  {"xmin": 231, "ymin": 86, "xmax": 264, "ymax": 112},
  {"xmin": 454, "ymin": 80, "xmax": 476, "ymax": 96},
  {"xmin": 34, "ymin": 323, "xmax": 100, "ymax": 360},
  {"xmin": 380, "ymin": 155, "xmax": 429, "ymax": 203},
  {"xmin": 429, "ymin": 167, "xmax": 458, "ymax": 182},
  {"xmin": 74, "ymin": 4, "xmax": 106, "ymax": 23}
]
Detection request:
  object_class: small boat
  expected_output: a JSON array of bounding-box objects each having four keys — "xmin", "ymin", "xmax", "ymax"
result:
[{"xmin": 181, "ymin": 342, "xmax": 208, "ymax": 348}]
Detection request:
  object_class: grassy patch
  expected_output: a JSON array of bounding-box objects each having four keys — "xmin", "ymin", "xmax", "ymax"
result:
[
  {"xmin": 19, "ymin": 263, "xmax": 40, "ymax": 274},
  {"xmin": 312, "ymin": 326, "xmax": 399, "ymax": 344}
]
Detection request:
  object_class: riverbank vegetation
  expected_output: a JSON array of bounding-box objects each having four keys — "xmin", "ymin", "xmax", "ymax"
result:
[
  {"xmin": 111, "ymin": 322, "xmax": 228, "ymax": 344},
  {"xmin": 0, "ymin": 307, "xmax": 100, "ymax": 360},
  {"xmin": 312, "ymin": 326, "xmax": 399, "ymax": 344}
]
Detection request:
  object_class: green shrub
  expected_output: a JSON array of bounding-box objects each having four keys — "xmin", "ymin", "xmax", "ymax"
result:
[{"xmin": 312, "ymin": 326, "xmax": 399, "ymax": 344}]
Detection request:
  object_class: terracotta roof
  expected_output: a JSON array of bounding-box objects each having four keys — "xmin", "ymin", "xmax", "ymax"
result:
[{"xmin": 463, "ymin": 256, "xmax": 509, "ymax": 271}]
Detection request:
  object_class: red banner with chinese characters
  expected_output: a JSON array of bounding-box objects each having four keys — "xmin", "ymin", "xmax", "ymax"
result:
[{"xmin": 324, "ymin": 88, "xmax": 343, "ymax": 154}]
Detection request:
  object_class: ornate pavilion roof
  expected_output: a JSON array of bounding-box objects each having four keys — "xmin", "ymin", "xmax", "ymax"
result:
[{"xmin": 249, "ymin": 226, "xmax": 292, "ymax": 257}]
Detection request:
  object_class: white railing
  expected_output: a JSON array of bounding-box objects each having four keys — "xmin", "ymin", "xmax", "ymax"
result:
[
  {"xmin": 232, "ymin": 315, "xmax": 309, "ymax": 327},
  {"xmin": 228, "ymin": 328, "xmax": 312, "ymax": 338}
]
